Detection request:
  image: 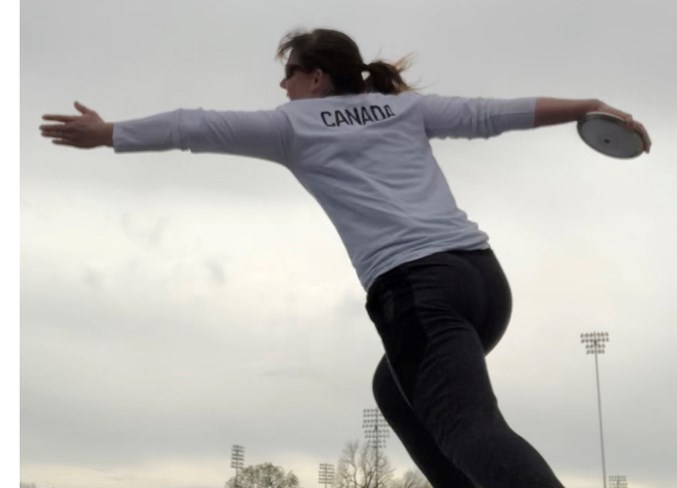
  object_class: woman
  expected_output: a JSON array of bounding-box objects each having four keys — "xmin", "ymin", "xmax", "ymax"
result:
[{"xmin": 40, "ymin": 28, "xmax": 650, "ymax": 488}]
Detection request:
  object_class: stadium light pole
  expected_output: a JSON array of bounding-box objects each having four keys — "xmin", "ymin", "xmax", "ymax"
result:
[
  {"xmin": 608, "ymin": 475, "xmax": 627, "ymax": 488},
  {"xmin": 318, "ymin": 463, "xmax": 335, "ymax": 488},
  {"xmin": 581, "ymin": 332, "xmax": 610, "ymax": 488},
  {"xmin": 363, "ymin": 408, "xmax": 389, "ymax": 488},
  {"xmin": 230, "ymin": 444, "xmax": 245, "ymax": 488}
]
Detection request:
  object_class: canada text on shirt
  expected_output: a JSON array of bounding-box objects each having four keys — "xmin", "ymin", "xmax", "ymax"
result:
[{"xmin": 320, "ymin": 104, "xmax": 396, "ymax": 127}]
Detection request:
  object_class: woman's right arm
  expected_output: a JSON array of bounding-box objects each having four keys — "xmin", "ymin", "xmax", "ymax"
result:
[
  {"xmin": 533, "ymin": 98, "xmax": 650, "ymax": 153},
  {"xmin": 421, "ymin": 95, "xmax": 651, "ymax": 153}
]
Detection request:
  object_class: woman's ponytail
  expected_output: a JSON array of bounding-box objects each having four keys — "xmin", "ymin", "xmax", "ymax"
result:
[{"xmin": 363, "ymin": 57, "xmax": 412, "ymax": 95}]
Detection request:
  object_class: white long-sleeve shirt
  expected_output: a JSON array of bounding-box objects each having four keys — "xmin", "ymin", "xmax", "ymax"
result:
[{"xmin": 114, "ymin": 92, "xmax": 536, "ymax": 290}]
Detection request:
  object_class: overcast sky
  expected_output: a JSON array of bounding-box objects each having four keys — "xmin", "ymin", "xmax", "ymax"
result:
[{"xmin": 20, "ymin": 1, "xmax": 677, "ymax": 487}]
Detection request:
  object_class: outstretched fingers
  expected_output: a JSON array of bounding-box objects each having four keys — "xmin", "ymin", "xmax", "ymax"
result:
[
  {"xmin": 51, "ymin": 139, "xmax": 78, "ymax": 147},
  {"xmin": 40, "ymin": 122, "xmax": 69, "ymax": 139},
  {"xmin": 42, "ymin": 126, "xmax": 81, "ymax": 147},
  {"xmin": 74, "ymin": 101, "xmax": 93, "ymax": 114},
  {"xmin": 39, "ymin": 101, "xmax": 108, "ymax": 149},
  {"xmin": 42, "ymin": 101, "xmax": 93, "ymax": 122},
  {"xmin": 41, "ymin": 114, "xmax": 78, "ymax": 123}
]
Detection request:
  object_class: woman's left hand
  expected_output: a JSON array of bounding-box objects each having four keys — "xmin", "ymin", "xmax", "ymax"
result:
[{"xmin": 40, "ymin": 101, "xmax": 114, "ymax": 149}]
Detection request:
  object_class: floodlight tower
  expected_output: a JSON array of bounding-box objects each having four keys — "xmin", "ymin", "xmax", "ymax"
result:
[
  {"xmin": 318, "ymin": 463, "xmax": 335, "ymax": 488},
  {"xmin": 230, "ymin": 444, "xmax": 245, "ymax": 488},
  {"xmin": 608, "ymin": 475, "xmax": 628, "ymax": 488},
  {"xmin": 363, "ymin": 408, "xmax": 390, "ymax": 488},
  {"xmin": 581, "ymin": 331, "xmax": 610, "ymax": 488}
]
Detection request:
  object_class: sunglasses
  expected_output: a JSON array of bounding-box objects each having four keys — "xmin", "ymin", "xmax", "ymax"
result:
[{"xmin": 284, "ymin": 64, "xmax": 304, "ymax": 80}]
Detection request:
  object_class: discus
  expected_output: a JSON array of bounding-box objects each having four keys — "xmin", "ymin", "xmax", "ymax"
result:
[{"xmin": 577, "ymin": 111, "xmax": 645, "ymax": 159}]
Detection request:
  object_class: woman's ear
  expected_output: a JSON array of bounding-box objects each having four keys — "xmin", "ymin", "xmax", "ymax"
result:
[
  {"xmin": 310, "ymin": 69, "xmax": 333, "ymax": 96},
  {"xmin": 313, "ymin": 68, "xmax": 325, "ymax": 83}
]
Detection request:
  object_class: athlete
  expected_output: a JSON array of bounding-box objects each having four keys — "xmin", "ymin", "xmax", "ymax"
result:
[{"xmin": 40, "ymin": 28, "xmax": 650, "ymax": 488}]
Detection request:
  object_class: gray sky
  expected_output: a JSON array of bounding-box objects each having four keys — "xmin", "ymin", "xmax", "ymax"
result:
[
  {"xmin": 7, "ymin": 1, "xmax": 20, "ymax": 486},
  {"xmin": 20, "ymin": 1, "xmax": 677, "ymax": 487}
]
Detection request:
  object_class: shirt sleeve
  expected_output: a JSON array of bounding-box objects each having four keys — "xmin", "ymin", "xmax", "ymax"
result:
[
  {"xmin": 420, "ymin": 95, "xmax": 537, "ymax": 140},
  {"xmin": 113, "ymin": 108, "xmax": 292, "ymax": 164}
]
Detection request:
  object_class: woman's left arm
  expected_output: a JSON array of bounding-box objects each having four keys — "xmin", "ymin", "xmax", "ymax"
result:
[{"xmin": 40, "ymin": 101, "xmax": 292, "ymax": 163}]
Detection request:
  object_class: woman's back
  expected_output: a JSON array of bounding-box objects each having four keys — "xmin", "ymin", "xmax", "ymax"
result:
[{"xmin": 277, "ymin": 91, "xmax": 535, "ymax": 288}]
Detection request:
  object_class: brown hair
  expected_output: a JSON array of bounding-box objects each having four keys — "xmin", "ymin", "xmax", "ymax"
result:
[{"xmin": 276, "ymin": 28, "xmax": 412, "ymax": 96}]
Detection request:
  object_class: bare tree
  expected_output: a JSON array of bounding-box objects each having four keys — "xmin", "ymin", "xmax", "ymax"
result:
[
  {"xmin": 335, "ymin": 440, "xmax": 394, "ymax": 488},
  {"xmin": 388, "ymin": 469, "xmax": 432, "ymax": 488},
  {"xmin": 225, "ymin": 462, "xmax": 299, "ymax": 488}
]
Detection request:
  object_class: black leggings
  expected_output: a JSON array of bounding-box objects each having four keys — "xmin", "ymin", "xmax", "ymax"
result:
[{"xmin": 366, "ymin": 249, "xmax": 565, "ymax": 488}]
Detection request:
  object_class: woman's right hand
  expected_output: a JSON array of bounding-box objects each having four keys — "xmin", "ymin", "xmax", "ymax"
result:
[
  {"xmin": 594, "ymin": 101, "xmax": 652, "ymax": 154},
  {"xmin": 40, "ymin": 101, "xmax": 113, "ymax": 149}
]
